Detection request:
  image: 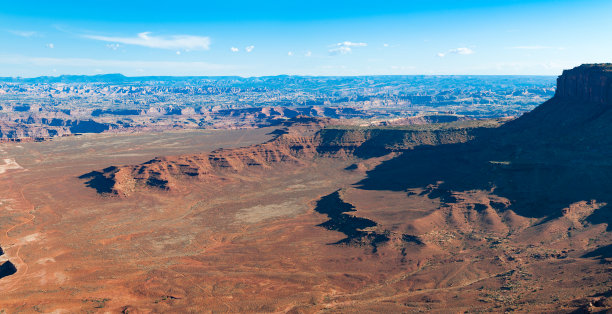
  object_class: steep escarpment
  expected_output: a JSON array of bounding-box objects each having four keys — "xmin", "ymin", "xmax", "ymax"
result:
[
  {"xmin": 316, "ymin": 121, "xmax": 496, "ymax": 158},
  {"xmin": 81, "ymin": 118, "xmax": 495, "ymax": 196},
  {"xmin": 361, "ymin": 64, "xmax": 612, "ymax": 220},
  {"xmin": 555, "ymin": 63, "xmax": 612, "ymax": 104},
  {"xmin": 333, "ymin": 65, "xmax": 612, "ymax": 303},
  {"xmin": 502, "ymin": 64, "xmax": 612, "ymax": 143},
  {"xmin": 80, "ymin": 120, "xmax": 322, "ymax": 196}
]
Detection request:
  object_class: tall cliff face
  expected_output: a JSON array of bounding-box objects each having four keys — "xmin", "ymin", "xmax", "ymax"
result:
[
  {"xmin": 502, "ymin": 63, "xmax": 612, "ymax": 142},
  {"xmin": 555, "ymin": 63, "xmax": 612, "ymax": 104},
  {"xmin": 359, "ymin": 63, "xmax": 612, "ymax": 221}
]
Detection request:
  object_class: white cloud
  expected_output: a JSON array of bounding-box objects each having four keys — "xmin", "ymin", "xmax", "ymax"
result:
[
  {"xmin": 383, "ymin": 43, "xmax": 389, "ymax": 47},
  {"xmin": 339, "ymin": 41, "xmax": 367, "ymax": 47},
  {"xmin": 287, "ymin": 51, "xmax": 293, "ymax": 56},
  {"xmin": 450, "ymin": 47, "xmax": 473, "ymax": 55},
  {"xmin": 329, "ymin": 46, "xmax": 352, "ymax": 55},
  {"xmin": 84, "ymin": 32, "xmax": 211, "ymax": 50},
  {"xmin": 176, "ymin": 51, "xmax": 181, "ymax": 55},
  {"xmin": 329, "ymin": 41, "xmax": 367, "ymax": 55},
  {"xmin": 46, "ymin": 43, "xmax": 54, "ymax": 49},
  {"xmin": 437, "ymin": 47, "xmax": 474, "ymax": 57},
  {"xmin": 245, "ymin": 45, "xmax": 255, "ymax": 53},
  {"xmin": 8, "ymin": 30, "xmax": 37, "ymax": 37},
  {"xmin": 304, "ymin": 51, "xmax": 312, "ymax": 57},
  {"xmin": 106, "ymin": 43, "xmax": 120, "ymax": 50},
  {"xmin": 230, "ymin": 47, "xmax": 239, "ymax": 52}
]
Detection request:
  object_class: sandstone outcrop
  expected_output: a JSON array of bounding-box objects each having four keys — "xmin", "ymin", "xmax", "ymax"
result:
[{"xmin": 81, "ymin": 117, "xmax": 492, "ymax": 196}]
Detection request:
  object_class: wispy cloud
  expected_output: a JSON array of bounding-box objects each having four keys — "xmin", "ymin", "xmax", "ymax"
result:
[
  {"xmin": 437, "ymin": 47, "xmax": 474, "ymax": 57},
  {"xmin": 287, "ymin": 51, "xmax": 293, "ymax": 56},
  {"xmin": 106, "ymin": 43, "xmax": 120, "ymax": 50},
  {"xmin": 329, "ymin": 46, "xmax": 352, "ymax": 55},
  {"xmin": 245, "ymin": 45, "xmax": 255, "ymax": 53},
  {"xmin": 304, "ymin": 51, "xmax": 312, "ymax": 57},
  {"xmin": 230, "ymin": 47, "xmax": 239, "ymax": 52},
  {"xmin": 46, "ymin": 43, "xmax": 54, "ymax": 49},
  {"xmin": 329, "ymin": 41, "xmax": 367, "ymax": 55},
  {"xmin": 84, "ymin": 32, "xmax": 211, "ymax": 50},
  {"xmin": 8, "ymin": 30, "xmax": 37, "ymax": 37}
]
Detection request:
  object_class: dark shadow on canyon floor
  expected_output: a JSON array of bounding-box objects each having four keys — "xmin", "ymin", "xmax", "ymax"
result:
[
  {"xmin": 313, "ymin": 190, "xmax": 390, "ymax": 252},
  {"xmin": 356, "ymin": 98, "xmax": 612, "ymax": 227},
  {"xmin": 0, "ymin": 261, "xmax": 17, "ymax": 279},
  {"xmin": 78, "ymin": 168, "xmax": 116, "ymax": 194}
]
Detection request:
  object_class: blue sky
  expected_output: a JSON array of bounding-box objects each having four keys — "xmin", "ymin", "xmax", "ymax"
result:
[{"xmin": 0, "ymin": 0, "xmax": 611, "ymax": 77}]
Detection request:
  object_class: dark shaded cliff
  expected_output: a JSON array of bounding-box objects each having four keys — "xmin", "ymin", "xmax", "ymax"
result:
[
  {"xmin": 555, "ymin": 63, "xmax": 612, "ymax": 104},
  {"xmin": 316, "ymin": 121, "xmax": 497, "ymax": 158},
  {"xmin": 501, "ymin": 63, "xmax": 612, "ymax": 147},
  {"xmin": 359, "ymin": 64, "xmax": 612, "ymax": 223}
]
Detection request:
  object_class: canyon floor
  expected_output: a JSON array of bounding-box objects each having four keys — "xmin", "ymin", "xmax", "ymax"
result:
[{"xmin": 0, "ymin": 120, "xmax": 610, "ymax": 313}]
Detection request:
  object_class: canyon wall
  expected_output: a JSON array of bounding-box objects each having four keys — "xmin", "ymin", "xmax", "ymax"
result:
[{"xmin": 555, "ymin": 63, "xmax": 612, "ymax": 104}]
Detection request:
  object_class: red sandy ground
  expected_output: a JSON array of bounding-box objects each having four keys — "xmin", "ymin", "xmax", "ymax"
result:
[{"xmin": 0, "ymin": 128, "xmax": 610, "ymax": 313}]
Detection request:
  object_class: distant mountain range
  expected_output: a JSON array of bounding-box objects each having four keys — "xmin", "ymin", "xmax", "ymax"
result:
[
  {"xmin": 0, "ymin": 73, "xmax": 556, "ymax": 84},
  {"xmin": 0, "ymin": 73, "xmax": 245, "ymax": 83}
]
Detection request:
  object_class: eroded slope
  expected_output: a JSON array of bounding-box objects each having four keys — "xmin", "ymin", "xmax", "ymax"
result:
[{"xmin": 82, "ymin": 117, "xmax": 492, "ymax": 196}]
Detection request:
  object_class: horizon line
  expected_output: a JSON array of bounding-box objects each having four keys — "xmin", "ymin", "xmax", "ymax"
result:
[{"xmin": 0, "ymin": 72, "xmax": 560, "ymax": 80}]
